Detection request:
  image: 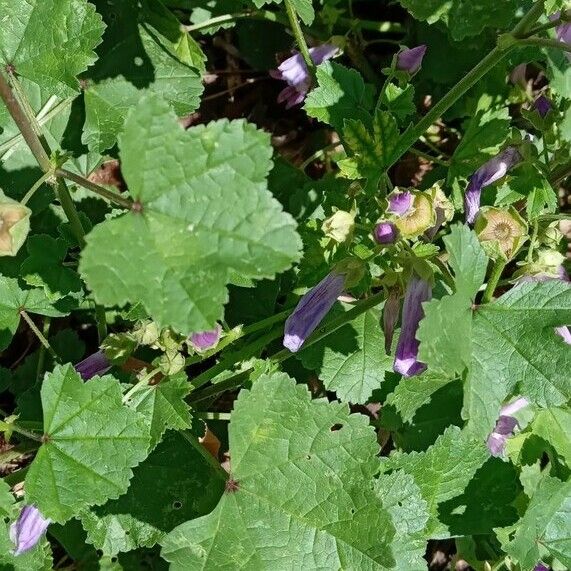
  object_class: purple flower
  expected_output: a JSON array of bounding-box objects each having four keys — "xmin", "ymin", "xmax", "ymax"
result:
[
  {"xmin": 387, "ymin": 190, "xmax": 414, "ymax": 217},
  {"xmin": 393, "ymin": 274, "xmax": 431, "ymax": 377},
  {"xmin": 9, "ymin": 505, "xmax": 50, "ymax": 555},
  {"xmin": 75, "ymin": 350, "xmax": 111, "ymax": 381},
  {"xmin": 534, "ymin": 563, "xmax": 550, "ymax": 571},
  {"xmin": 374, "ymin": 221, "xmax": 399, "ymax": 244},
  {"xmin": 552, "ymin": 11, "xmax": 571, "ymax": 62},
  {"xmin": 190, "ymin": 325, "xmax": 222, "ymax": 352},
  {"xmin": 396, "ymin": 45, "xmax": 427, "ymax": 74},
  {"xmin": 283, "ymin": 271, "xmax": 346, "ymax": 352},
  {"xmin": 271, "ymin": 44, "xmax": 338, "ymax": 109},
  {"xmin": 465, "ymin": 147, "xmax": 522, "ymax": 224},
  {"xmin": 383, "ymin": 288, "xmax": 400, "ymax": 354},
  {"xmin": 487, "ymin": 397, "xmax": 529, "ymax": 457},
  {"xmin": 534, "ymin": 95, "xmax": 551, "ymax": 118}
]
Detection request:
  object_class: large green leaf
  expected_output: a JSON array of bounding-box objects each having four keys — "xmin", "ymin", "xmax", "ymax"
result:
[
  {"xmin": 127, "ymin": 372, "xmax": 193, "ymax": 450},
  {"xmin": 298, "ymin": 307, "xmax": 393, "ymax": 403},
  {"xmin": 397, "ymin": 0, "xmax": 520, "ymax": 41},
  {"xmin": 464, "ymin": 280, "xmax": 571, "ymax": 439},
  {"xmin": 0, "ymin": 0, "xmax": 104, "ymax": 97},
  {"xmin": 417, "ymin": 224, "xmax": 488, "ymax": 376},
  {"xmin": 80, "ymin": 431, "xmax": 224, "ymax": 555},
  {"xmin": 381, "ymin": 426, "xmax": 489, "ymax": 537},
  {"xmin": 304, "ymin": 61, "xmax": 374, "ymax": 134},
  {"xmin": 0, "ymin": 276, "xmax": 68, "ymax": 351},
  {"xmin": 82, "ymin": 0, "xmax": 204, "ymax": 152},
  {"xmin": 80, "ymin": 94, "xmax": 301, "ymax": 334},
  {"xmin": 161, "ymin": 372, "xmax": 399, "ymax": 569},
  {"xmin": 25, "ymin": 364, "xmax": 150, "ymax": 522},
  {"xmin": 505, "ymin": 476, "xmax": 571, "ymax": 569}
]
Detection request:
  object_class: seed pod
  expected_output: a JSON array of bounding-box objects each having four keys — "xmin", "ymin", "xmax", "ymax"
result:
[{"xmin": 0, "ymin": 191, "xmax": 31, "ymax": 256}]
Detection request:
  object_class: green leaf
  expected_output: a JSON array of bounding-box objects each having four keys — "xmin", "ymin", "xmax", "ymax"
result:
[
  {"xmin": 417, "ymin": 224, "xmax": 488, "ymax": 375},
  {"xmin": 381, "ymin": 426, "xmax": 489, "ymax": 537},
  {"xmin": 25, "ymin": 364, "xmax": 150, "ymax": 523},
  {"xmin": 80, "ymin": 431, "xmax": 224, "ymax": 555},
  {"xmin": 505, "ymin": 476, "xmax": 571, "ymax": 569},
  {"xmin": 298, "ymin": 307, "xmax": 393, "ymax": 403},
  {"xmin": 528, "ymin": 407, "xmax": 571, "ymax": 469},
  {"xmin": 379, "ymin": 84, "xmax": 416, "ymax": 124},
  {"xmin": 464, "ymin": 281, "xmax": 571, "ymax": 439},
  {"xmin": 386, "ymin": 372, "xmax": 456, "ymax": 424},
  {"xmin": 80, "ymin": 94, "xmax": 301, "ymax": 334},
  {"xmin": 21, "ymin": 235, "xmax": 83, "ymax": 301},
  {"xmin": 252, "ymin": 0, "xmax": 315, "ymax": 25},
  {"xmin": 375, "ymin": 471, "xmax": 429, "ymax": 571},
  {"xmin": 496, "ymin": 165, "xmax": 557, "ymax": 219},
  {"xmin": 82, "ymin": 0, "xmax": 204, "ymax": 152},
  {"xmin": 127, "ymin": 372, "xmax": 192, "ymax": 450},
  {"xmin": 0, "ymin": 0, "xmax": 104, "ymax": 97},
  {"xmin": 448, "ymin": 95, "xmax": 510, "ymax": 181},
  {"xmin": 0, "ymin": 276, "xmax": 67, "ymax": 351},
  {"xmin": 304, "ymin": 61, "xmax": 374, "ymax": 134},
  {"xmin": 161, "ymin": 372, "xmax": 398, "ymax": 569},
  {"xmin": 546, "ymin": 45, "xmax": 571, "ymax": 99},
  {"xmin": 397, "ymin": 0, "xmax": 520, "ymax": 41}
]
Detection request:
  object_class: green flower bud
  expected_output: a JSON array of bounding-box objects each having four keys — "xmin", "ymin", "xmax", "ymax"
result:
[
  {"xmin": 101, "ymin": 333, "xmax": 137, "ymax": 365},
  {"xmin": 132, "ymin": 320, "xmax": 160, "ymax": 346},
  {"xmin": 538, "ymin": 222, "xmax": 563, "ymax": 249},
  {"xmin": 475, "ymin": 206, "xmax": 527, "ymax": 260},
  {"xmin": 322, "ymin": 210, "xmax": 355, "ymax": 243},
  {"xmin": 428, "ymin": 183, "xmax": 454, "ymax": 224},
  {"xmin": 389, "ymin": 189, "xmax": 436, "ymax": 239},
  {"xmin": 0, "ymin": 191, "xmax": 31, "ymax": 256}
]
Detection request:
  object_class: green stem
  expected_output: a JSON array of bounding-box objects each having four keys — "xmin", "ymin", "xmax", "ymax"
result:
[
  {"xmin": 35, "ymin": 317, "xmax": 51, "ymax": 382},
  {"xmin": 95, "ymin": 305, "xmax": 107, "ymax": 344},
  {"xmin": 390, "ymin": 1, "xmax": 546, "ymax": 169},
  {"xmin": 20, "ymin": 311, "xmax": 58, "ymax": 359},
  {"xmin": 549, "ymin": 161, "xmax": 571, "ymax": 184},
  {"xmin": 21, "ymin": 171, "xmax": 53, "ymax": 205},
  {"xmin": 183, "ymin": 10, "xmax": 285, "ymax": 32},
  {"xmin": 516, "ymin": 37, "xmax": 571, "ymax": 53},
  {"xmin": 190, "ymin": 291, "xmax": 386, "ymax": 403},
  {"xmin": 56, "ymin": 168, "xmax": 134, "ymax": 210},
  {"xmin": 55, "ymin": 178, "xmax": 87, "ymax": 248},
  {"xmin": 8, "ymin": 423, "xmax": 43, "ymax": 442},
  {"xmin": 122, "ymin": 367, "xmax": 161, "ymax": 404},
  {"xmin": 196, "ymin": 411, "xmax": 232, "ymax": 421},
  {"xmin": 179, "ymin": 430, "xmax": 228, "ymax": 481},
  {"xmin": 409, "ymin": 147, "xmax": 450, "ymax": 167},
  {"xmin": 283, "ymin": 0, "xmax": 315, "ymax": 78},
  {"xmin": 0, "ymin": 72, "xmax": 51, "ymax": 171},
  {"xmin": 300, "ymin": 142, "xmax": 341, "ymax": 170},
  {"xmin": 482, "ymin": 259, "xmax": 508, "ymax": 304},
  {"xmin": 523, "ymin": 16, "xmax": 568, "ymax": 38},
  {"xmin": 527, "ymin": 220, "xmax": 539, "ymax": 263},
  {"xmin": 242, "ymin": 309, "xmax": 291, "ymax": 336}
]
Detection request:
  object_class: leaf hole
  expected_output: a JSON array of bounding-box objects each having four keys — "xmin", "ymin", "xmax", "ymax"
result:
[
  {"xmin": 172, "ymin": 500, "xmax": 183, "ymax": 510},
  {"xmin": 330, "ymin": 423, "xmax": 343, "ymax": 431},
  {"xmin": 306, "ymin": 455, "xmax": 311, "ymax": 460}
]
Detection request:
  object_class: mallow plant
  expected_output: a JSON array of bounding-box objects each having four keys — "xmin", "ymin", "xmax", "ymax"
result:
[{"xmin": 0, "ymin": 0, "xmax": 569, "ymax": 569}]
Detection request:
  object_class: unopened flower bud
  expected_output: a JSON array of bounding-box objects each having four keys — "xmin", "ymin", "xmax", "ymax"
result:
[
  {"xmin": 396, "ymin": 45, "xmax": 427, "ymax": 74},
  {"xmin": 322, "ymin": 210, "xmax": 355, "ymax": 243},
  {"xmin": 538, "ymin": 222, "xmax": 563, "ymax": 249},
  {"xmin": 75, "ymin": 351, "xmax": 111, "ymax": 381},
  {"xmin": 189, "ymin": 325, "xmax": 222, "ymax": 352},
  {"xmin": 10, "ymin": 505, "xmax": 50, "ymax": 555},
  {"xmin": 533, "ymin": 95, "xmax": 551, "ymax": 118},
  {"xmin": 0, "ymin": 192, "xmax": 31, "ymax": 257},
  {"xmin": 374, "ymin": 221, "xmax": 398, "ymax": 245},
  {"xmin": 475, "ymin": 206, "xmax": 527, "ymax": 260}
]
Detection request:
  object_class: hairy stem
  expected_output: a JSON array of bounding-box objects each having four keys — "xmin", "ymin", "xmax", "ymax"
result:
[
  {"xmin": 517, "ymin": 37, "xmax": 571, "ymax": 52},
  {"xmin": 55, "ymin": 178, "xmax": 87, "ymax": 248},
  {"xmin": 283, "ymin": 0, "xmax": 315, "ymax": 78},
  {"xmin": 482, "ymin": 259, "xmax": 508, "ymax": 304},
  {"xmin": 57, "ymin": 168, "xmax": 134, "ymax": 209},
  {"xmin": 20, "ymin": 311, "xmax": 58, "ymax": 360}
]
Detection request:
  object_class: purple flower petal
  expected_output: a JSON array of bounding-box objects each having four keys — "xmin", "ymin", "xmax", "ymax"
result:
[
  {"xmin": 556, "ymin": 325, "xmax": 571, "ymax": 345},
  {"xmin": 387, "ymin": 190, "xmax": 414, "ymax": 217},
  {"xmin": 396, "ymin": 45, "xmax": 427, "ymax": 74},
  {"xmin": 74, "ymin": 351, "xmax": 111, "ymax": 381},
  {"xmin": 393, "ymin": 274, "xmax": 431, "ymax": 377},
  {"xmin": 9, "ymin": 505, "xmax": 50, "ymax": 555},
  {"xmin": 283, "ymin": 271, "xmax": 345, "ymax": 352},
  {"xmin": 534, "ymin": 563, "xmax": 550, "ymax": 571},
  {"xmin": 487, "ymin": 397, "xmax": 529, "ymax": 457},
  {"xmin": 534, "ymin": 95, "xmax": 551, "ymax": 118},
  {"xmin": 464, "ymin": 146, "xmax": 522, "ymax": 224},
  {"xmin": 271, "ymin": 44, "xmax": 338, "ymax": 107},
  {"xmin": 190, "ymin": 325, "xmax": 222, "ymax": 352},
  {"xmin": 374, "ymin": 221, "xmax": 399, "ymax": 244},
  {"xmin": 553, "ymin": 11, "xmax": 571, "ymax": 62}
]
